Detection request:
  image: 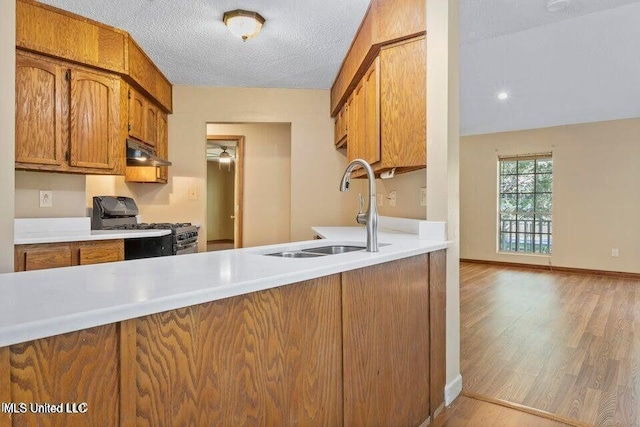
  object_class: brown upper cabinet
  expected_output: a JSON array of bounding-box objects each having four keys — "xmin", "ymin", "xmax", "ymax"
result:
[
  {"xmin": 330, "ymin": 0, "xmax": 425, "ymax": 116},
  {"xmin": 373, "ymin": 0, "xmax": 426, "ymax": 44},
  {"xmin": 16, "ymin": 0, "xmax": 173, "ymax": 180},
  {"xmin": 16, "ymin": 0, "xmax": 172, "ymax": 113},
  {"xmin": 128, "ymin": 87, "xmax": 147, "ymax": 142},
  {"xmin": 15, "ymin": 51, "xmax": 123, "ymax": 175},
  {"xmin": 15, "ymin": 53, "xmax": 64, "ymax": 167},
  {"xmin": 331, "ymin": 0, "xmax": 426, "ymax": 178},
  {"xmin": 156, "ymin": 112, "xmax": 169, "ymax": 182},
  {"xmin": 340, "ymin": 37, "xmax": 426, "ymax": 177},
  {"xmin": 125, "ymin": 109, "xmax": 169, "ymax": 184},
  {"xmin": 69, "ymin": 68, "xmax": 119, "ymax": 170},
  {"xmin": 145, "ymin": 103, "xmax": 159, "ymax": 148},
  {"xmin": 334, "ymin": 103, "xmax": 348, "ymax": 148}
]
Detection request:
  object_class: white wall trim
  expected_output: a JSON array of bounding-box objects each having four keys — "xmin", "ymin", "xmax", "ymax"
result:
[{"xmin": 444, "ymin": 374, "xmax": 463, "ymax": 406}]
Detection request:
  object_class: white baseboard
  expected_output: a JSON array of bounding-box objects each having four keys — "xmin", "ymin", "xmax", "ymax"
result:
[{"xmin": 444, "ymin": 374, "xmax": 463, "ymax": 406}]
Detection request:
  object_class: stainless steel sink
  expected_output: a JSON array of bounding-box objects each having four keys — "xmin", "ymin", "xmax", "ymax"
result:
[
  {"xmin": 266, "ymin": 245, "xmax": 367, "ymax": 258},
  {"xmin": 301, "ymin": 245, "xmax": 366, "ymax": 255},
  {"xmin": 266, "ymin": 251, "xmax": 326, "ymax": 258}
]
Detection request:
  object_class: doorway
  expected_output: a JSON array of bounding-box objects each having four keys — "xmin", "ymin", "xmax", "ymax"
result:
[{"xmin": 206, "ymin": 135, "xmax": 244, "ymax": 250}]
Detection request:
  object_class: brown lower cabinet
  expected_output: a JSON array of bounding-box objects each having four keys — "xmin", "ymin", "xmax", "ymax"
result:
[
  {"xmin": 14, "ymin": 239, "xmax": 124, "ymax": 272},
  {"xmin": 0, "ymin": 251, "xmax": 446, "ymax": 427}
]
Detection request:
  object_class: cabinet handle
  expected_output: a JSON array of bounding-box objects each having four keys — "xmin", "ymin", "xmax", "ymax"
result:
[
  {"xmin": 65, "ymin": 70, "xmax": 70, "ymax": 81},
  {"xmin": 65, "ymin": 151, "xmax": 69, "ymax": 162},
  {"xmin": 128, "ymin": 124, "xmax": 132, "ymax": 131}
]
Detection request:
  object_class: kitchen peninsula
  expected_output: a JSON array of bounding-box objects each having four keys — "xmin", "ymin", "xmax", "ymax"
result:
[{"xmin": 0, "ymin": 219, "xmax": 447, "ymax": 426}]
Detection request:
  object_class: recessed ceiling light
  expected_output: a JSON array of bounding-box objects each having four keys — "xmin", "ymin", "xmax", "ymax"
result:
[
  {"xmin": 546, "ymin": 0, "xmax": 570, "ymax": 13},
  {"xmin": 497, "ymin": 92, "xmax": 509, "ymax": 101}
]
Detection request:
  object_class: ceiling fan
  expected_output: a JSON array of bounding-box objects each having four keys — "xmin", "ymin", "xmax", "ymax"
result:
[
  {"xmin": 206, "ymin": 144, "xmax": 235, "ymax": 163},
  {"xmin": 207, "ymin": 143, "xmax": 235, "ymax": 171}
]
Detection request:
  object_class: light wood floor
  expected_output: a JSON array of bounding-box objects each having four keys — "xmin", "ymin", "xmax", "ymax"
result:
[
  {"xmin": 432, "ymin": 394, "xmax": 571, "ymax": 426},
  {"xmin": 460, "ymin": 262, "xmax": 640, "ymax": 427},
  {"xmin": 206, "ymin": 240, "xmax": 234, "ymax": 252}
]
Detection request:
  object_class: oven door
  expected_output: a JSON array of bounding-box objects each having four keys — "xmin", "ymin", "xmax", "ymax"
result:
[
  {"xmin": 175, "ymin": 241, "xmax": 198, "ymax": 255},
  {"xmin": 124, "ymin": 234, "xmax": 173, "ymax": 260}
]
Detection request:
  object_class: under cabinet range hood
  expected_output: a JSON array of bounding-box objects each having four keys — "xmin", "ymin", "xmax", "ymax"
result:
[{"xmin": 126, "ymin": 140, "xmax": 172, "ymax": 167}]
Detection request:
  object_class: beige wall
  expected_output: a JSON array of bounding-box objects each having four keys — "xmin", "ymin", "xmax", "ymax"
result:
[
  {"xmin": 15, "ymin": 171, "xmax": 86, "ymax": 218},
  {"xmin": 376, "ymin": 170, "xmax": 427, "ymax": 219},
  {"xmin": 0, "ymin": 2, "xmax": 15, "ymax": 273},
  {"xmin": 88, "ymin": 86, "xmax": 356, "ymax": 251},
  {"xmin": 206, "ymin": 161, "xmax": 235, "ymax": 241},
  {"xmin": 207, "ymin": 123, "xmax": 291, "ymax": 247},
  {"xmin": 461, "ymin": 118, "xmax": 640, "ymax": 274},
  {"xmin": 426, "ymin": 0, "xmax": 461, "ymax": 394}
]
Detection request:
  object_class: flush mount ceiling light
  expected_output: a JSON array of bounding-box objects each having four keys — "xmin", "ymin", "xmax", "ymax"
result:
[
  {"xmin": 223, "ymin": 9, "xmax": 265, "ymax": 41},
  {"xmin": 497, "ymin": 91, "xmax": 509, "ymax": 101},
  {"xmin": 546, "ymin": 0, "xmax": 571, "ymax": 12}
]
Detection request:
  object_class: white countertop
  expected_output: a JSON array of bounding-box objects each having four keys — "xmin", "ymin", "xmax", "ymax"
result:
[
  {"xmin": 14, "ymin": 217, "xmax": 171, "ymax": 244},
  {"xmin": 1, "ymin": 218, "xmax": 448, "ymax": 347}
]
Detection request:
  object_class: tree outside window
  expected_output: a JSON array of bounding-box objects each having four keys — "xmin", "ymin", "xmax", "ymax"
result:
[{"xmin": 498, "ymin": 154, "xmax": 553, "ymax": 254}]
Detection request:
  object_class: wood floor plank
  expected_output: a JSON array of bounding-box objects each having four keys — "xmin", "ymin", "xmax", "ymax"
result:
[
  {"xmin": 432, "ymin": 395, "xmax": 572, "ymax": 427},
  {"xmin": 461, "ymin": 262, "xmax": 640, "ymax": 427}
]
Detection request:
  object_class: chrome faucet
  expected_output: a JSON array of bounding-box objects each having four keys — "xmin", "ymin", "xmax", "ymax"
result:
[{"xmin": 339, "ymin": 159, "xmax": 378, "ymax": 252}]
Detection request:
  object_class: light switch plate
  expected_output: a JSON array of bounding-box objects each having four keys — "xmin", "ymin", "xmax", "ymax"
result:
[
  {"xmin": 188, "ymin": 187, "xmax": 198, "ymax": 201},
  {"xmin": 388, "ymin": 191, "xmax": 397, "ymax": 207},
  {"xmin": 39, "ymin": 190, "xmax": 53, "ymax": 208}
]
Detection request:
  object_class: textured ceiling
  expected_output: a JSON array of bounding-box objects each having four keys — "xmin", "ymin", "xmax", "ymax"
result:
[
  {"xmin": 39, "ymin": 0, "xmax": 640, "ymax": 134},
  {"xmin": 39, "ymin": 0, "xmax": 370, "ymax": 88}
]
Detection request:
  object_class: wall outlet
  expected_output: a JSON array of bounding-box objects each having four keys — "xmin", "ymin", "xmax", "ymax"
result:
[
  {"xmin": 388, "ymin": 191, "xmax": 397, "ymax": 207},
  {"xmin": 611, "ymin": 248, "xmax": 619, "ymax": 258},
  {"xmin": 188, "ymin": 186, "xmax": 198, "ymax": 201},
  {"xmin": 377, "ymin": 193, "xmax": 384, "ymax": 207},
  {"xmin": 39, "ymin": 190, "xmax": 53, "ymax": 208},
  {"xmin": 420, "ymin": 187, "xmax": 427, "ymax": 207}
]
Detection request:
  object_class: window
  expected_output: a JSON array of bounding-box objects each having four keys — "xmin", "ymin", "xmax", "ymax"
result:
[{"xmin": 498, "ymin": 154, "xmax": 553, "ymax": 254}]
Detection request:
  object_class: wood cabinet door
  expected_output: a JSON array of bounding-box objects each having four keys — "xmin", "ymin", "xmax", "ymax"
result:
[
  {"xmin": 363, "ymin": 57, "xmax": 380, "ymax": 165},
  {"xmin": 342, "ymin": 255, "xmax": 431, "ymax": 427},
  {"xmin": 15, "ymin": 243, "xmax": 73, "ymax": 272},
  {"xmin": 69, "ymin": 68, "xmax": 119, "ymax": 170},
  {"xmin": 128, "ymin": 88, "xmax": 146, "ymax": 142},
  {"xmin": 15, "ymin": 53, "xmax": 64, "ymax": 167},
  {"xmin": 156, "ymin": 111, "xmax": 169, "ymax": 182},
  {"xmin": 77, "ymin": 240, "xmax": 124, "ymax": 265},
  {"xmin": 380, "ymin": 37, "xmax": 426, "ymax": 168},
  {"xmin": 145, "ymin": 102, "xmax": 158, "ymax": 148},
  {"xmin": 335, "ymin": 103, "xmax": 348, "ymax": 147},
  {"xmin": 346, "ymin": 94, "xmax": 356, "ymax": 160},
  {"xmin": 347, "ymin": 81, "xmax": 366, "ymax": 167},
  {"xmin": 334, "ymin": 111, "xmax": 342, "ymax": 146},
  {"xmin": 135, "ymin": 275, "xmax": 343, "ymax": 426}
]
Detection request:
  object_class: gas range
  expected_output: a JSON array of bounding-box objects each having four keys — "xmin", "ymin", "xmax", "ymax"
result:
[
  {"xmin": 92, "ymin": 196, "xmax": 199, "ymax": 259},
  {"xmin": 105, "ymin": 222, "xmax": 197, "ymax": 234}
]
